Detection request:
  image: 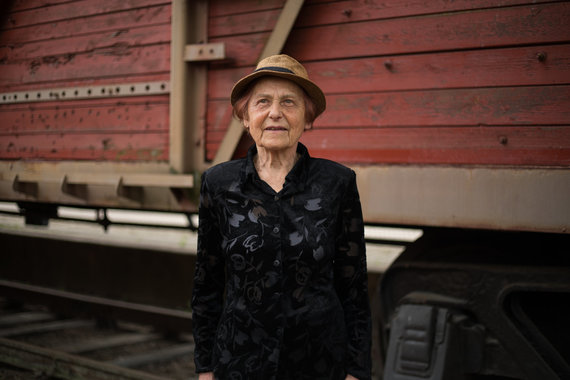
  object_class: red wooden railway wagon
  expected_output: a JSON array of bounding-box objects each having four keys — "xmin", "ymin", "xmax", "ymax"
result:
[{"xmin": 0, "ymin": 1, "xmax": 569, "ymax": 379}]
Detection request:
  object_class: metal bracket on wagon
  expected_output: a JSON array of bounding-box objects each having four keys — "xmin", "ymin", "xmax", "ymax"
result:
[{"xmin": 383, "ymin": 303, "xmax": 519, "ymax": 380}]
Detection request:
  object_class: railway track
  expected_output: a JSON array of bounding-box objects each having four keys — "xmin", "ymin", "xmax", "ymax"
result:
[{"xmin": 0, "ymin": 280, "xmax": 197, "ymax": 380}]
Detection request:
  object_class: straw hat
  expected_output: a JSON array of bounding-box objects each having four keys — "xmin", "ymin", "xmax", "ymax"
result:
[{"xmin": 230, "ymin": 54, "xmax": 326, "ymax": 117}]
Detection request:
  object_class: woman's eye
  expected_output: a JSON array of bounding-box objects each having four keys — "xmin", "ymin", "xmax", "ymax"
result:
[{"xmin": 282, "ymin": 99, "xmax": 294, "ymax": 105}]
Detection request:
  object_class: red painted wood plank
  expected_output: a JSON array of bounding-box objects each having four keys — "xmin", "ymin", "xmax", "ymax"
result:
[
  {"xmin": 317, "ymin": 86, "xmax": 570, "ymax": 128},
  {"xmin": 207, "ymin": 44, "xmax": 570, "ymax": 99},
  {"xmin": 0, "ymin": 44, "xmax": 170, "ymax": 87},
  {"xmin": 0, "ymin": 24, "xmax": 170, "ymax": 62},
  {"xmin": 205, "ymin": 126, "xmax": 570, "ymax": 166},
  {"xmin": 1, "ymin": 5, "xmax": 171, "ymax": 45},
  {"xmin": 209, "ymin": 8, "xmax": 280, "ymax": 38},
  {"xmin": 206, "ymin": 86, "xmax": 570, "ymax": 135},
  {"xmin": 0, "ymin": 74, "xmax": 170, "ymax": 93},
  {"xmin": 8, "ymin": 0, "xmax": 71, "ymax": 13},
  {"xmin": 285, "ymin": 3, "xmax": 570, "ymax": 62},
  {"xmin": 212, "ymin": 2, "xmax": 570, "ymax": 67},
  {"xmin": 210, "ymin": 32, "xmax": 267, "ymax": 68},
  {"xmin": 299, "ymin": 126, "xmax": 570, "ymax": 165},
  {"xmin": 2, "ymin": 0, "xmax": 170, "ymax": 30},
  {"xmin": 209, "ymin": 0, "xmax": 555, "ymax": 38},
  {"xmin": 0, "ymin": 99, "xmax": 169, "ymax": 134},
  {"xmin": 209, "ymin": 0, "xmax": 284, "ymax": 17},
  {"xmin": 295, "ymin": 0, "xmax": 557, "ymax": 31},
  {"xmin": 0, "ymin": 132, "xmax": 169, "ymax": 161}
]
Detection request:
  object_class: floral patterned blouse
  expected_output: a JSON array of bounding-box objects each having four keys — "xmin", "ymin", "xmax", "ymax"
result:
[{"xmin": 192, "ymin": 143, "xmax": 371, "ymax": 380}]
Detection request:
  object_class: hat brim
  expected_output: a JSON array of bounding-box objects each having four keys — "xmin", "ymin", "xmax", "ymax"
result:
[{"xmin": 230, "ymin": 70, "xmax": 326, "ymax": 117}]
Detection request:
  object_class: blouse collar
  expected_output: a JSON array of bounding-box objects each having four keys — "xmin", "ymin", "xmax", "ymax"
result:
[{"xmin": 241, "ymin": 142, "xmax": 310, "ymax": 195}]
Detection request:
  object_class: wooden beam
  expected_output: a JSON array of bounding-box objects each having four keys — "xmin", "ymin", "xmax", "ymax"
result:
[
  {"xmin": 170, "ymin": 0, "xmax": 209, "ymax": 174},
  {"xmin": 212, "ymin": 0, "xmax": 305, "ymax": 165},
  {"xmin": 169, "ymin": 0, "xmax": 189, "ymax": 174}
]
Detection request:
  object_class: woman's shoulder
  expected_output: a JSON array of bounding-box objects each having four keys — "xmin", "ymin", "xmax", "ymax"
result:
[
  {"xmin": 201, "ymin": 158, "xmax": 245, "ymax": 186},
  {"xmin": 308, "ymin": 157, "xmax": 355, "ymax": 179}
]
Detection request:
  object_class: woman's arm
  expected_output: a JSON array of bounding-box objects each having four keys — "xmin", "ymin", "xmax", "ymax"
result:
[
  {"xmin": 191, "ymin": 172, "xmax": 226, "ymax": 373},
  {"xmin": 334, "ymin": 171, "xmax": 372, "ymax": 380}
]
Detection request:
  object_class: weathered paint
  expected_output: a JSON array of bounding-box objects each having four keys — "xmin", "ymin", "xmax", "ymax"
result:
[
  {"xmin": 204, "ymin": 0, "xmax": 570, "ymax": 167},
  {"xmin": 208, "ymin": 44, "xmax": 570, "ymax": 97},
  {"xmin": 210, "ymin": 2, "xmax": 570, "ymax": 67},
  {"xmin": 0, "ymin": 1, "xmax": 171, "ymax": 163}
]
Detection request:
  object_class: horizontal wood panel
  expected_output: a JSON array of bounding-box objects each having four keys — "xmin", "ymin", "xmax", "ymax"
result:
[
  {"xmin": 286, "ymin": 2, "xmax": 570, "ymax": 62},
  {"xmin": 213, "ymin": 2, "xmax": 570, "ymax": 67},
  {"xmin": 8, "ymin": 0, "xmax": 78, "ymax": 12},
  {"xmin": 0, "ymin": 24, "xmax": 170, "ymax": 62},
  {"xmin": 206, "ymin": 86, "xmax": 570, "ymax": 136},
  {"xmin": 209, "ymin": 0, "xmax": 554, "ymax": 37},
  {"xmin": 319, "ymin": 86, "xmax": 570, "ymax": 128},
  {"xmin": 206, "ymin": 126, "xmax": 570, "ymax": 166},
  {"xmin": 295, "ymin": 0, "xmax": 556, "ymax": 31},
  {"xmin": 1, "ymin": 5, "xmax": 171, "ymax": 46},
  {"xmin": 0, "ymin": 132, "xmax": 169, "ymax": 161},
  {"xmin": 301, "ymin": 127, "xmax": 570, "ymax": 165},
  {"xmin": 209, "ymin": 0, "xmax": 284, "ymax": 17},
  {"xmin": 208, "ymin": 44, "xmax": 570, "ymax": 99},
  {"xmin": 0, "ymin": 99, "xmax": 169, "ymax": 133},
  {"xmin": 2, "ymin": 0, "xmax": 170, "ymax": 29},
  {"xmin": 0, "ymin": 44, "xmax": 170, "ymax": 87}
]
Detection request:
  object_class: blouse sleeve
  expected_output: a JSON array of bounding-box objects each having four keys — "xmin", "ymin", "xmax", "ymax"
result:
[
  {"xmin": 334, "ymin": 170, "xmax": 372, "ymax": 380},
  {"xmin": 191, "ymin": 171, "xmax": 226, "ymax": 373}
]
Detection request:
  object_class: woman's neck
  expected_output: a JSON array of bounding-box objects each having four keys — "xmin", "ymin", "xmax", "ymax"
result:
[{"xmin": 254, "ymin": 144, "xmax": 299, "ymax": 192}]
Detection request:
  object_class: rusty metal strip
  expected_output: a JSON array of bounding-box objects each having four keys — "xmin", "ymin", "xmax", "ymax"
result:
[
  {"xmin": 0, "ymin": 336, "xmax": 170, "ymax": 380},
  {"xmin": 0, "ymin": 81, "xmax": 169, "ymax": 104},
  {"xmin": 185, "ymin": 42, "xmax": 226, "ymax": 62},
  {"xmin": 212, "ymin": 0, "xmax": 306, "ymax": 165}
]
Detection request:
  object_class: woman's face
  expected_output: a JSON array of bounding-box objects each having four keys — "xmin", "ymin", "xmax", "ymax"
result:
[{"xmin": 244, "ymin": 77, "xmax": 311, "ymax": 153}]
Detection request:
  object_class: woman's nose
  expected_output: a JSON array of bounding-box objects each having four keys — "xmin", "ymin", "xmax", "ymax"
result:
[{"xmin": 268, "ymin": 102, "xmax": 282, "ymax": 118}]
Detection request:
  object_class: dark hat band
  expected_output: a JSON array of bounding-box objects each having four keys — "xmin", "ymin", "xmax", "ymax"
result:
[{"xmin": 253, "ymin": 66, "xmax": 295, "ymax": 74}]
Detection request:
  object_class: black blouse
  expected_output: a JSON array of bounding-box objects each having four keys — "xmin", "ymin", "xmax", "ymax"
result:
[{"xmin": 191, "ymin": 143, "xmax": 371, "ymax": 380}]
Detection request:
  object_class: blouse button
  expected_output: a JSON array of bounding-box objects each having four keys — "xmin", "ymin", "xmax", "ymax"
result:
[
  {"xmin": 274, "ymin": 195, "xmax": 280, "ymax": 201},
  {"xmin": 273, "ymin": 225, "xmax": 280, "ymax": 234},
  {"xmin": 273, "ymin": 260, "xmax": 280, "ymax": 267}
]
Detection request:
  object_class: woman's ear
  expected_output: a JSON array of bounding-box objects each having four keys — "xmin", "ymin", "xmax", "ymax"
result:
[{"xmin": 304, "ymin": 122, "xmax": 313, "ymax": 131}]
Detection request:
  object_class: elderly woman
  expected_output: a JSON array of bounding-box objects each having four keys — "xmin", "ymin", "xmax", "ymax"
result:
[{"xmin": 192, "ymin": 55, "xmax": 371, "ymax": 380}]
